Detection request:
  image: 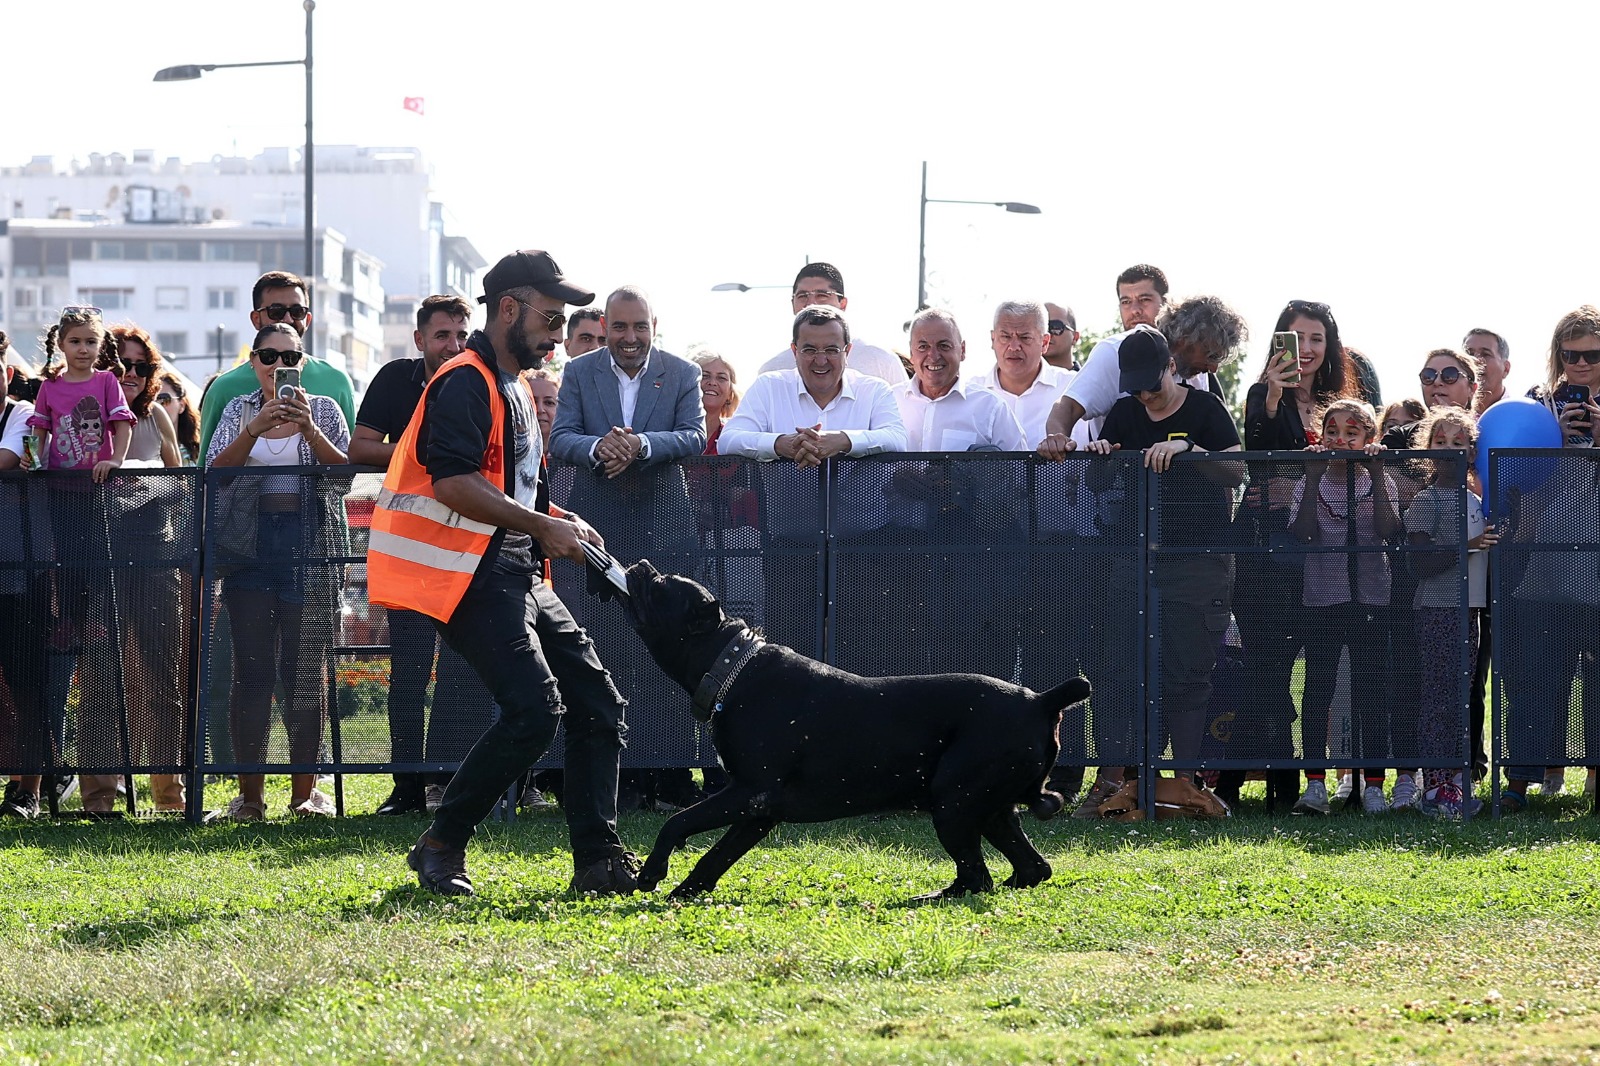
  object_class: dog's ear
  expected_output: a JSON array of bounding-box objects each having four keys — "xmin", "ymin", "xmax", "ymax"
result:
[{"xmin": 686, "ymin": 594, "xmax": 723, "ymax": 635}]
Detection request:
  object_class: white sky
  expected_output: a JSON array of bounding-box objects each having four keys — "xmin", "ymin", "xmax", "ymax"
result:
[{"xmin": 4, "ymin": 0, "xmax": 1595, "ymax": 405}]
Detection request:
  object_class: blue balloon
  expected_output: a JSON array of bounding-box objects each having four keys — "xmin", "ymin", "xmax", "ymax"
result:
[{"xmin": 1476, "ymin": 397, "xmax": 1563, "ymax": 511}]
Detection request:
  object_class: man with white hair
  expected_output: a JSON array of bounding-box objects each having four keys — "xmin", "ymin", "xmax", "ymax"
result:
[{"xmin": 970, "ymin": 299, "xmax": 1082, "ymax": 448}]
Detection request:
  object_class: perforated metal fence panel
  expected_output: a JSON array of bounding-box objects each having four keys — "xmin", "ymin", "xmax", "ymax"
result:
[
  {"xmin": 1492, "ymin": 449, "xmax": 1600, "ymax": 779},
  {"xmin": 0, "ymin": 470, "xmax": 200, "ymax": 815},
  {"xmin": 1157, "ymin": 451, "xmax": 1472, "ymax": 779}
]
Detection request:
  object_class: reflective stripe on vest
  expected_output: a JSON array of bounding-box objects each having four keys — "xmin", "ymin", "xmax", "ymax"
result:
[{"xmin": 367, "ymin": 350, "xmax": 506, "ymax": 621}]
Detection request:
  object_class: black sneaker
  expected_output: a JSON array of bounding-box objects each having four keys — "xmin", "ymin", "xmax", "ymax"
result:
[
  {"xmin": 48, "ymin": 775, "xmax": 78, "ymax": 806},
  {"xmin": 374, "ymin": 788, "xmax": 427, "ymax": 816},
  {"xmin": 569, "ymin": 851, "xmax": 641, "ymax": 896},
  {"xmin": 407, "ymin": 834, "xmax": 474, "ymax": 896},
  {"xmin": 1, "ymin": 781, "xmax": 41, "ymax": 820}
]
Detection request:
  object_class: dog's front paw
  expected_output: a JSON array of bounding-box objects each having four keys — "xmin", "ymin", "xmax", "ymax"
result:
[{"xmin": 636, "ymin": 855, "xmax": 667, "ymax": 893}]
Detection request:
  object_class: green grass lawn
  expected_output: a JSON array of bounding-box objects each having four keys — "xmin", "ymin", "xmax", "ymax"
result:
[{"xmin": 4, "ymin": 774, "xmax": 1600, "ymax": 1065}]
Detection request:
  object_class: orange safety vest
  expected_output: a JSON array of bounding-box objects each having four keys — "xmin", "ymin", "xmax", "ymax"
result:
[{"xmin": 368, "ymin": 350, "xmax": 508, "ymax": 622}]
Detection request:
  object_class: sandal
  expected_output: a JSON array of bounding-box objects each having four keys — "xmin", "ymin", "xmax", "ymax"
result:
[
  {"xmin": 205, "ymin": 796, "xmax": 266, "ymax": 823},
  {"xmin": 291, "ymin": 789, "xmax": 336, "ymax": 818}
]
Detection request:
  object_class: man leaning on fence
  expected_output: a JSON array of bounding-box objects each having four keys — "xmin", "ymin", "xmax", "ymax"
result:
[{"xmin": 368, "ymin": 249, "xmax": 639, "ymax": 897}]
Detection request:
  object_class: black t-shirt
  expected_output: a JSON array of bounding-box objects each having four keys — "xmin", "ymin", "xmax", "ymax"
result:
[
  {"xmin": 417, "ymin": 334, "xmax": 547, "ymax": 577},
  {"xmin": 1101, "ymin": 387, "xmax": 1241, "ymax": 601},
  {"xmin": 354, "ymin": 357, "xmax": 427, "ymax": 441}
]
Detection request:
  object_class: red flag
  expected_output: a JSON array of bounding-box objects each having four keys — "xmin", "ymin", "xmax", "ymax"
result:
[{"xmin": 403, "ymin": 97, "xmax": 425, "ymax": 116}]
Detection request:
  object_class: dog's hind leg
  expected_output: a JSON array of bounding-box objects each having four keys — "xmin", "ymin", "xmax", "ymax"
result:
[
  {"xmin": 638, "ymin": 786, "xmax": 753, "ymax": 892},
  {"xmin": 916, "ymin": 806, "xmax": 994, "ymax": 902},
  {"xmin": 982, "ymin": 807, "xmax": 1051, "ymax": 889},
  {"xmin": 671, "ymin": 817, "xmax": 777, "ymax": 898}
]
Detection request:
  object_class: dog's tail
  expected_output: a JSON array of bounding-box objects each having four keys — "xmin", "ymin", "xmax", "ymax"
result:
[
  {"xmin": 1026, "ymin": 676, "xmax": 1092, "ymax": 820},
  {"xmin": 1035, "ymin": 675, "xmax": 1092, "ymax": 715}
]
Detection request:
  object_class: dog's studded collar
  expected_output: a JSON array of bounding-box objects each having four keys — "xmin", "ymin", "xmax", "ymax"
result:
[{"xmin": 691, "ymin": 626, "xmax": 763, "ymax": 723}]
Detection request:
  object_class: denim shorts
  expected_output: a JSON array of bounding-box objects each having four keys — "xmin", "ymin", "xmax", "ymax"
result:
[{"xmin": 222, "ymin": 511, "xmax": 306, "ymax": 605}]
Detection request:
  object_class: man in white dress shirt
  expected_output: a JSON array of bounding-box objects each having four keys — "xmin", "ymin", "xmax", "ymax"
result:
[
  {"xmin": 891, "ymin": 309, "xmax": 1026, "ymax": 452},
  {"xmin": 969, "ymin": 299, "xmax": 1082, "ymax": 449},
  {"xmin": 721, "ymin": 305, "xmax": 906, "ymax": 463},
  {"xmin": 754, "ymin": 263, "xmax": 907, "ymax": 385},
  {"xmin": 721, "ymin": 306, "xmax": 906, "ymax": 654}
]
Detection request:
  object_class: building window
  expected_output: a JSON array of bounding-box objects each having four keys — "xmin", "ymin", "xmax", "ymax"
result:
[
  {"xmin": 176, "ymin": 243, "xmax": 201, "ymax": 261},
  {"xmin": 79, "ymin": 288, "xmax": 134, "ymax": 311},
  {"xmin": 95, "ymin": 241, "xmax": 124, "ymax": 260},
  {"xmin": 13, "ymin": 288, "xmax": 37, "ymax": 308},
  {"xmin": 204, "ymin": 242, "xmax": 234, "ymax": 262},
  {"xmin": 156, "ymin": 331, "xmax": 188, "ymax": 355},
  {"xmin": 151, "ymin": 243, "xmax": 179, "ymax": 261},
  {"xmin": 207, "ymin": 288, "xmax": 237, "ymax": 311},
  {"xmin": 155, "ymin": 286, "xmax": 188, "ymax": 311}
]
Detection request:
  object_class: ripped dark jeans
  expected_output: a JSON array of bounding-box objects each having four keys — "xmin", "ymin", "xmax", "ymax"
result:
[{"xmin": 428, "ymin": 571, "xmax": 629, "ymax": 865}]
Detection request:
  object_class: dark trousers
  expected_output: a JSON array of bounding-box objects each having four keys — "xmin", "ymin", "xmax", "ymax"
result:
[
  {"xmin": 0, "ymin": 578, "xmax": 52, "ymax": 771},
  {"xmin": 1302, "ymin": 602, "xmax": 1390, "ymax": 778},
  {"xmin": 428, "ymin": 572, "xmax": 628, "ymax": 865}
]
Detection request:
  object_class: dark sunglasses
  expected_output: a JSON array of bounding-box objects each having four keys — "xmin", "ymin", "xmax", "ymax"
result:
[
  {"xmin": 514, "ymin": 299, "xmax": 566, "ymax": 333},
  {"xmin": 1047, "ymin": 319, "xmax": 1073, "ymax": 336},
  {"xmin": 62, "ymin": 305, "xmax": 103, "ymax": 317},
  {"xmin": 121, "ymin": 360, "xmax": 157, "ymax": 379},
  {"xmin": 258, "ymin": 303, "xmax": 310, "ymax": 322},
  {"xmin": 1419, "ymin": 365, "xmax": 1472, "ymax": 386},
  {"xmin": 155, "ymin": 392, "xmax": 177, "ymax": 404},
  {"xmin": 1561, "ymin": 349, "xmax": 1600, "ymax": 366},
  {"xmin": 252, "ymin": 348, "xmax": 305, "ymax": 366},
  {"xmin": 1287, "ymin": 299, "xmax": 1331, "ymax": 314}
]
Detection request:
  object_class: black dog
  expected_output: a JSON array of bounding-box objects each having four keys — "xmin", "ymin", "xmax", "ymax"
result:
[{"xmin": 616, "ymin": 560, "xmax": 1091, "ymax": 901}]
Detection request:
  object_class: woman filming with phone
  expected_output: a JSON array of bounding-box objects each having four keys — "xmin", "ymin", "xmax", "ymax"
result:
[
  {"xmin": 1220, "ymin": 300, "xmax": 1357, "ymax": 812},
  {"xmin": 1498, "ymin": 306, "xmax": 1600, "ymax": 813},
  {"xmin": 204, "ymin": 323, "xmax": 349, "ymax": 821}
]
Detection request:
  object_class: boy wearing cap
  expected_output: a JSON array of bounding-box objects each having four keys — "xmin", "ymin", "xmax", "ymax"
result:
[
  {"xmin": 369, "ymin": 249, "xmax": 640, "ymax": 897},
  {"xmin": 1076, "ymin": 325, "xmax": 1243, "ymax": 804}
]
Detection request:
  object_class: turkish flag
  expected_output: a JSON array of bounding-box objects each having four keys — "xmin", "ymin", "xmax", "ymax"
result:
[{"xmin": 403, "ymin": 96, "xmax": 425, "ymax": 115}]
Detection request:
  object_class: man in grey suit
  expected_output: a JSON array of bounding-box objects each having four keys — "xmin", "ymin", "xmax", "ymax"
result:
[{"xmin": 549, "ymin": 286, "xmax": 706, "ymax": 810}]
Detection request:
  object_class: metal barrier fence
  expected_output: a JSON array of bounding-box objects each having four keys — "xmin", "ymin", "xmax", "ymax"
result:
[
  {"xmin": 1491, "ymin": 450, "xmax": 1600, "ymax": 792},
  {"xmin": 0, "ymin": 449, "xmax": 1547, "ymax": 819}
]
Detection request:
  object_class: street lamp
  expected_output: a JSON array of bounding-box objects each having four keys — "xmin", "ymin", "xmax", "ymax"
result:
[
  {"xmin": 917, "ymin": 161, "xmax": 1040, "ymax": 312},
  {"xmin": 154, "ymin": 0, "xmax": 316, "ymax": 290},
  {"xmin": 711, "ymin": 282, "xmax": 788, "ymax": 292}
]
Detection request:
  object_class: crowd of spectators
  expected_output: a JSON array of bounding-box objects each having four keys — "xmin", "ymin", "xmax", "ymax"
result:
[{"xmin": 2, "ymin": 260, "xmax": 1598, "ymax": 823}]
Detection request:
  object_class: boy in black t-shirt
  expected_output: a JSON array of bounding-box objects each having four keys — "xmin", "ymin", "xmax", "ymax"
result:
[{"xmin": 1081, "ymin": 325, "xmax": 1243, "ymax": 779}]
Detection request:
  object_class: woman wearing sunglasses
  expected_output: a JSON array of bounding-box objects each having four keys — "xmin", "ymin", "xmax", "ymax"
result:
[
  {"xmin": 1499, "ymin": 306, "xmax": 1600, "ymax": 813},
  {"xmin": 155, "ymin": 373, "xmax": 201, "ymax": 465},
  {"xmin": 1418, "ymin": 349, "xmax": 1480, "ymax": 414},
  {"xmin": 204, "ymin": 323, "xmax": 350, "ymax": 821}
]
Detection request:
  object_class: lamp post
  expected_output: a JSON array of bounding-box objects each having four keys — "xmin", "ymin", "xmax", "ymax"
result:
[
  {"xmin": 154, "ymin": 0, "xmax": 316, "ymax": 291},
  {"xmin": 917, "ymin": 160, "xmax": 1040, "ymax": 311}
]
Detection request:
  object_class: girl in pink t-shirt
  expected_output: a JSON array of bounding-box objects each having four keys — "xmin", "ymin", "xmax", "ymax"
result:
[
  {"xmin": 1286, "ymin": 399, "xmax": 1399, "ymax": 815},
  {"xmin": 27, "ymin": 308, "xmax": 134, "ymax": 480}
]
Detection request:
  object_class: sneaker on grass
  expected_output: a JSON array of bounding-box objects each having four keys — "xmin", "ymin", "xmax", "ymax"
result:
[
  {"xmin": 1542, "ymin": 769, "xmax": 1566, "ymax": 797},
  {"xmin": 1293, "ymin": 778, "xmax": 1331, "ymax": 815},
  {"xmin": 1389, "ymin": 774, "xmax": 1419, "ymax": 812},
  {"xmin": 1362, "ymin": 784, "xmax": 1389, "ymax": 814},
  {"xmin": 1, "ymin": 781, "xmax": 41, "ymax": 819}
]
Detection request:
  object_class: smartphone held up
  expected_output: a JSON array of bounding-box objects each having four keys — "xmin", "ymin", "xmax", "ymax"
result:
[
  {"xmin": 1271, "ymin": 331, "xmax": 1302, "ymax": 386},
  {"xmin": 274, "ymin": 366, "xmax": 301, "ymax": 401}
]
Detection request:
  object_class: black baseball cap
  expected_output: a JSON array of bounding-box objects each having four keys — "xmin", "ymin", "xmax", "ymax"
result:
[
  {"xmin": 1118, "ymin": 324, "xmax": 1172, "ymax": 394},
  {"xmin": 479, "ymin": 250, "xmax": 595, "ymax": 307}
]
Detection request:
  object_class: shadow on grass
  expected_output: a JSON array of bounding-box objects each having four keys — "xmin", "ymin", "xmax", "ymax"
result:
[{"xmin": 5, "ymin": 797, "xmax": 1599, "ymax": 872}]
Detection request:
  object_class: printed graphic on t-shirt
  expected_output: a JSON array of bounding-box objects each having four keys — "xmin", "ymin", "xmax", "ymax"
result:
[
  {"xmin": 54, "ymin": 395, "xmax": 107, "ymax": 468},
  {"xmin": 506, "ymin": 383, "xmax": 540, "ymax": 511}
]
